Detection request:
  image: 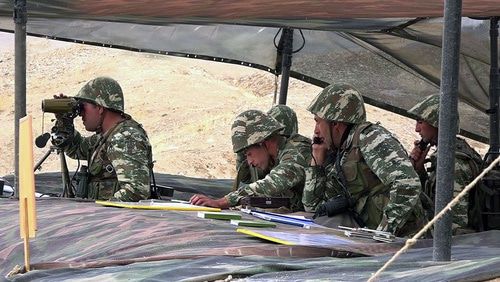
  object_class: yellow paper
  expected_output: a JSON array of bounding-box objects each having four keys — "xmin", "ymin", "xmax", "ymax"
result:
[
  {"xmin": 19, "ymin": 115, "xmax": 37, "ymax": 238},
  {"xmin": 236, "ymin": 228, "xmax": 295, "ymax": 245},
  {"xmin": 95, "ymin": 200, "xmax": 221, "ymax": 212}
]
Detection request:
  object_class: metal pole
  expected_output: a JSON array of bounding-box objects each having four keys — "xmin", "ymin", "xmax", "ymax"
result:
[
  {"xmin": 14, "ymin": 0, "xmax": 27, "ymax": 196},
  {"xmin": 278, "ymin": 28, "xmax": 294, "ymax": 105},
  {"xmin": 433, "ymin": 0, "xmax": 462, "ymax": 261},
  {"xmin": 486, "ymin": 17, "xmax": 500, "ymax": 162},
  {"xmin": 59, "ymin": 150, "xmax": 74, "ymax": 198}
]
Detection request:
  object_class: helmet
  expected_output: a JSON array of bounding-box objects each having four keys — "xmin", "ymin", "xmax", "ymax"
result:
[
  {"xmin": 408, "ymin": 94, "xmax": 440, "ymax": 128},
  {"xmin": 75, "ymin": 77, "xmax": 125, "ymax": 113},
  {"xmin": 307, "ymin": 84, "xmax": 366, "ymax": 124},
  {"xmin": 409, "ymin": 94, "xmax": 462, "ymax": 131},
  {"xmin": 267, "ymin": 105, "xmax": 298, "ymax": 137},
  {"xmin": 231, "ymin": 110, "xmax": 284, "ymax": 153}
]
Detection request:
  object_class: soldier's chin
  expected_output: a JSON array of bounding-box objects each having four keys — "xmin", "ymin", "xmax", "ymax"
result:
[{"xmin": 84, "ymin": 124, "xmax": 97, "ymax": 132}]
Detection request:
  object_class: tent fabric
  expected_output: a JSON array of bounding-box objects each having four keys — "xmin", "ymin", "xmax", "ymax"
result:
[
  {"xmin": 6, "ymin": 247, "xmax": 500, "ymax": 282},
  {"xmin": 0, "ymin": 197, "xmax": 413, "ymax": 278},
  {"xmin": 1, "ymin": 192, "xmax": 500, "ymax": 280},
  {"xmin": 1, "ymin": 174, "xmax": 500, "ymax": 281},
  {"xmin": 10, "ymin": 172, "xmax": 235, "ymax": 200},
  {"xmin": 0, "ymin": 1, "xmax": 500, "ymax": 25},
  {"xmin": 0, "ymin": 10, "xmax": 496, "ymax": 141}
]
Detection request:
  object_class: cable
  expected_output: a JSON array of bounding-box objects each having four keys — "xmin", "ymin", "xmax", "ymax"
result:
[
  {"xmin": 273, "ymin": 28, "xmax": 283, "ymax": 49},
  {"xmin": 292, "ymin": 29, "xmax": 306, "ymax": 53}
]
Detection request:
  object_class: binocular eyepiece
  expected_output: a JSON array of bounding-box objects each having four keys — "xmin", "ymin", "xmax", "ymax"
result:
[{"xmin": 41, "ymin": 98, "xmax": 83, "ymax": 116}]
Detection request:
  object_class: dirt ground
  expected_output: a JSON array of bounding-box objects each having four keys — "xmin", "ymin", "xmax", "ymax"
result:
[{"xmin": 0, "ymin": 34, "xmax": 488, "ymax": 179}]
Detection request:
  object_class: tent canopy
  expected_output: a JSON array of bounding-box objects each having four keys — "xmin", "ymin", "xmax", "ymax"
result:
[{"xmin": 0, "ymin": 1, "xmax": 498, "ymax": 143}]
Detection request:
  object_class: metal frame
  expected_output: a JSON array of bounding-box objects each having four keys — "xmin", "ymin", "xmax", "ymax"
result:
[
  {"xmin": 277, "ymin": 28, "xmax": 294, "ymax": 105},
  {"xmin": 13, "ymin": 0, "xmax": 26, "ymax": 196},
  {"xmin": 487, "ymin": 17, "xmax": 500, "ymax": 162}
]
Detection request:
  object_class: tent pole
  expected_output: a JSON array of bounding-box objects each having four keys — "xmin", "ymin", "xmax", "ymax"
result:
[
  {"xmin": 433, "ymin": 0, "xmax": 462, "ymax": 262},
  {"xmin": 278, "ymin": 28, "xmax": 294, "ymax": 105},
  {"xmin": 14, "ymin": 0, "xmax": 27, "ymax": 196},
  {"xmin": 486, "ymin": 17, "xmax": 500, "ymax": 162}
]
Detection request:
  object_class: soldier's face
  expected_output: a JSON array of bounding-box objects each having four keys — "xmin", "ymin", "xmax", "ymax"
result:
[
  {"xmin": 313, "ymin": 116, "xmax": 333, "ymax": 147},
  {"xmin": 245, "ymin": 144, "xmax": 272, "ymax": 172},
  {"xmin": 415, "ymin": 120, "xmax": 438, "ymax": 145},
  {"xmin": 80, "ymin": 102, "xmax": 102, "ymax": 132}
]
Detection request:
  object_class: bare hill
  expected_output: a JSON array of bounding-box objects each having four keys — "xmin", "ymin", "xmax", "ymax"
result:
[{"xmin": 0, "ymin": 35, "xmax": 488, "ymax": 179}]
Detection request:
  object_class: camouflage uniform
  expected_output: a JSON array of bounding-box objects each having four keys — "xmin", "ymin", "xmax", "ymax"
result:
[
  {"xmin": 60, "ymin": 77, "xmax": 152, "ymax": 201},
  {"xmin": 303, "ymin": 84, "xmax": 425, "ymax": 236},
  {"xmin": 227, "ymin": 110, "xmax": 311, "ymax": 211},
  {"xmin": 409, "ymin": 94, "xmax": 483, "ymax": 232},
  {"xmin": 234, "ymin": 105, "xmax": 306, "ymax": 186}
]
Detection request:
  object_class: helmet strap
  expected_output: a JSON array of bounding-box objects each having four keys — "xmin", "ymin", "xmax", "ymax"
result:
[
  {"xmin": 96, "ymin": 107, "xmax": 105, "ymax": 134},
  {"xmin": 339, "ymin": 123, "xmax": 354, "ymax": 148},
  {"xmin": 331, "ymin": 122, "xmax": 353, "ymax": 149},
  {"xmin": 328, "ymin": 122, "xmax": 335, "ymax": 150},
  {"xmin": 261, "ymin": 141, "xmax": 276, "ymax": 169}
]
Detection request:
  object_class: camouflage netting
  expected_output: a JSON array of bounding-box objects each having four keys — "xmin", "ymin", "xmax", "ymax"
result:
[
  {"xmin": 0, "ymin": 2, "xmax": 497, "ymax": 142},
  {"xmin": 1, "ymin": 174, "xmax": 500, "ymax": 281}
]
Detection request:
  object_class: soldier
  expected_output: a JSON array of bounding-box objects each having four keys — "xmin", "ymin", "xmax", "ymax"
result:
[
  {"xmin": 190, "ymin": 110, "xmax": 311, "ymax": 211},
  {"xmin": 234, "ymin": 104, "xmax": 304, "ymax": 187},
  {"xmin": 303, "ymin": 84, "xmax": 425, "ymax": 236},
  {"xmin": 53, "ymin": 77, "xmax": 152, "ymax": 201},
  {"xmin": 408, "ymin": 94, "xmax": 483, "ymax": 234}
]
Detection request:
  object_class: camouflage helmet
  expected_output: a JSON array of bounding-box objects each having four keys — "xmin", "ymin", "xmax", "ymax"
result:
[
  {"xmin": 75, "ymin": 77, "xmax": 125, "ymax": 113},
  {"xmin": 307, "ymin": 84, "xmax": 366, "ymax": 124},
  {"xmin": 267, "ymin": 105, "xmax": 298, "ymax": 137},
  {"xmin": 231, "ymin": 110, "xmax": 284, "ymax": 153},
  {"xmin": 408, "ymin": 94, "xmax": 440, "ymax": 128}
]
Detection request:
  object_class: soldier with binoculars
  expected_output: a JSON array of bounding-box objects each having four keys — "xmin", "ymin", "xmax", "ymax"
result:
[{"xmin": 42, "ymin": 76, "xmax": 153, "ymax": 201}]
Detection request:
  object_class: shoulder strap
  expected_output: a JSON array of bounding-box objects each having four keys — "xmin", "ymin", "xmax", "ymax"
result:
[{"xmin": 89, "ymin": 119, "xmax": 125, "ymax": 165}]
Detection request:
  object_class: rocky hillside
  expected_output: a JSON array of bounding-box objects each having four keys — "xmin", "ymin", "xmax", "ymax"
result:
[{"xmin": 0, "ymin": 34, "xmax": 488, "ymax": 179}]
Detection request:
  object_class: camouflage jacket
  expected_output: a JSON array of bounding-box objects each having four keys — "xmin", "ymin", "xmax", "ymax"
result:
[
  {"xmin": 64, "ymin": 118, "xmax": 152, "ymax": 201},
  {"xmin": 420, "ymin": 137, "xmax": 482, "ymax": 232},
  {"xmin": 226, "ymin": 134, "xmax": 312, "ymax": 211},
  {"xmin": 303, "ymin": 122, "xmax": 425, "ymax": 236}
]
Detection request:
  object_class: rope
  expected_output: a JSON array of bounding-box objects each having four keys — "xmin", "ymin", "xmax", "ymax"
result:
[{"xmin": 368, "ymin": 155, "xmax": 500, "ymax": 282}]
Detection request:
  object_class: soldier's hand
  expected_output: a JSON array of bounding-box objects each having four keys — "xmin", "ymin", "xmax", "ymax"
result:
[
  {"xmin": 311, "ymin": 136, "xmax": 328, "ymax": 166},
  {"xmin": 313, "ymin": 203, "xmax": 327, "ymax": 219},
  {"xmin": 52, "ymin": 94, "xmax": 75, "ymax": 120},
  {"xmin": 410, "ymin": 140, "xmax": 430, "ymax": 173},
  {"xmin": 53, "ymin": 93, "xmax": 68, "ymax": 99},
  {"xmin": 190, "ymin": 194, "xmax": 229, "ymax": 209},
  {"xmin": 51, "ymin": 113, "xmax": 75, "ymax": 147}
]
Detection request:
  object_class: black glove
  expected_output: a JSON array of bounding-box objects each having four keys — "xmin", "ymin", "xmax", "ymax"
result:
[
  {"xmin": 50, "ymin": 113, "xmax": 75, "ymax": 147},
  {"xmin": 313, "ymin": 194, "xmax": 354, "ymax": 219}
]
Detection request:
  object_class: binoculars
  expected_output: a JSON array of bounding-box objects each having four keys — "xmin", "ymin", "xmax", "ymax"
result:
[{"xmin": 41, "ymin": 98, "xmax": 83, "ymax": 116}]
